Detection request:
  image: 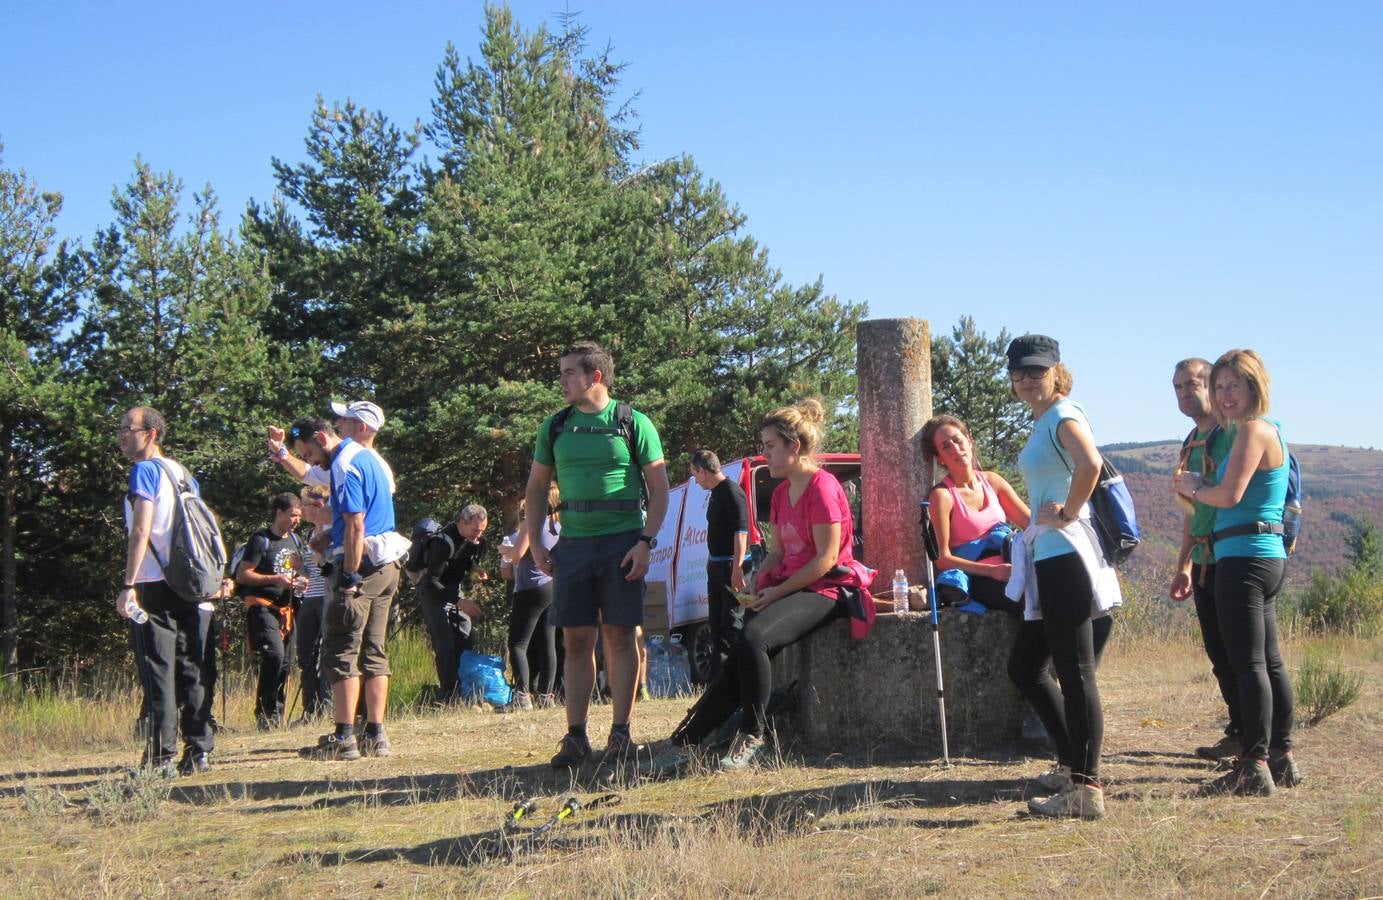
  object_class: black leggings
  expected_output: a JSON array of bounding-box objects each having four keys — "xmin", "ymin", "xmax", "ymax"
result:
[
  {"xmin": 736, "ymin": 590, "xmax": 843, "ymax": 736},
  {"xmin": 1007, "ymin": 553, "xmax": 1106, "ymax": 784},
  {"xmin": 1214, "ymin": 555, "xmax": 1292, "ymax": 760},
  {"xmin": 1191, "ymin": 562, "xmax": 1241, "ymax": 738},
  {"xmin": 508, "ymin": 583, "xmax": 556, "ymax": 695}
]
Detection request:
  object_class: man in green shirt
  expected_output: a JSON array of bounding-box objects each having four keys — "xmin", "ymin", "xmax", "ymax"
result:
[
  {"xmin": 1170, "ymin": 357, "xmax": 1240, "ymax": 761},
  {"xmin": 525, "ymin": 341, "xmax": 670, "ymax": 768}
]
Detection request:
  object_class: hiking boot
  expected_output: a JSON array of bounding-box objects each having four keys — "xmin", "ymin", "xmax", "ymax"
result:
[
  {"xmin": 534, "ymin": 692, "xmax": 558, "ymax": 709},
  {"xmin": 1194, "ymin": 733, "xmax": 1239, "ymax": 762},
  {"xmin": 497, "ymin": 691, "xmax": 534, "ymax": 713},
  {"xmin": 1036, "ymin": 763, "xmax": 1073, "ymax": 794},
  {"xmin": 1198, "ymin": 757, "xmax": 1274, "ymax": 797},
  {"xmin": 550, "ymin": 731, "xmax": 592, "ymax": 768},
  {"xmin": 1268, "ymin": 750, "xmax": 1302, "ymax": 788},
  {"xmin": 359, "ymin": 729, "xmax": 392, "ymax": 758},
  {"xmin": 600, "ymin": 728, "xmax": 639, "ymax": 765},
  {"xmin": 1029, "ymin": 783, "xmax": 1106, "ymax": 819},
  {"xmin": 176, "ymin": 751, "xmax": 212, "ymax": 776},
  {"xmin": 718, "ymin": 733, "xmax": 768, "ymax": 771},
  {"xmin": 312, "ymin": 733, "xmax": 362, "ymax": 761}
]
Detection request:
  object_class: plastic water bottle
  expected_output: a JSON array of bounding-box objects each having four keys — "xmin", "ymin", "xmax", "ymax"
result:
[
  {"xmin": 667, "ymin": 633, "xmax": 691, "ymax": 696},
  {"xmin": 892, "ymin": 568, "xmax": 909, "ymax": 613},
  {"xmin": 125, "ymin": 597, "xmax": 149, "ymax": 625},
  {"xmin": 646, "ymin": 634, "xmax": 668, "ymax": 698}
]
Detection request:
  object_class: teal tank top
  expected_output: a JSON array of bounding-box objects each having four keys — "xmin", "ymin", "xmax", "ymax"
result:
[
  {"xmin": 1017, "ymin": 398, "xmax": 1091, "ymax": 561},
  {"xmin": 1212, "ymin": 419, "xmax": 1288, "ymax": 560}
]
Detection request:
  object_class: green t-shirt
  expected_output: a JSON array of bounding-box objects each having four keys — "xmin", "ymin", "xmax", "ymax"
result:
[
  {"xmin": 1187, "ymin": 424, "xmax": 1235, "ymax": 565},
  {"xmin": 534, "ymin": 400, "xmax": 663, "ymax": 538}
]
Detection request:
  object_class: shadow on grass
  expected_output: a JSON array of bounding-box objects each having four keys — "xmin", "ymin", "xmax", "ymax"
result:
[{"xmin": 274, "ymin": 769, "xmax": 1012, "ymax": 870}]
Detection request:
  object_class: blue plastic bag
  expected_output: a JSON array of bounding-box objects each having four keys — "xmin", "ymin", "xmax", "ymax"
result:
[{"xmin": 459, "ymin": 650, "xmax": 512, "ymax": 707}]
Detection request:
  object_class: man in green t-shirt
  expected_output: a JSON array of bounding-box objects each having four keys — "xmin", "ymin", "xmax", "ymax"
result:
[
  {"xmin": 1170, "ymin": 357, "xmax": 1240, "ymax": 761},
  {"xmin": 525, "ymin": 341, "xmax": 670, "ymax": 768}
]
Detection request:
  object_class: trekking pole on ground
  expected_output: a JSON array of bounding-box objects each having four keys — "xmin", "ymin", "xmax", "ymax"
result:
[
  {"xmin": 510, "ymin": 792, "xmax": 622, "ymax": 860},
  {"xmin": 919, "ymin": 501, "xmax": 951, "ymax": 767}
]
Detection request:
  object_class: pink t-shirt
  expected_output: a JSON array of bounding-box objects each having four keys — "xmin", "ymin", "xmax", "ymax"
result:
[{"xmin": 761, "ymin": 468, "xmax": 857, "ymax": 598}]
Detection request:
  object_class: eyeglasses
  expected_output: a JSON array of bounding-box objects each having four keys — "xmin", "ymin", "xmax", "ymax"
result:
[
  {"xmin": 1009, "ymin": 367, "xmax": 1049, "ymax": 383},
  {"xmin": 117, "ymin": 426, "xmax": 148, "ymax": 436}
]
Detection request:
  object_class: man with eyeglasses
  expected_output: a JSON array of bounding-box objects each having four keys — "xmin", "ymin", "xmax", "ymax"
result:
[
  {"xmin": 287, "ymin": 415, "xmax": 405, "ymax": 760},
  {"xmin": 1170, "ymin": 357, "xmax": 1241, "ymax": 762},
  {"xmin": 116, "ymin": 406, "xmax": 215, "ymax": 776}
]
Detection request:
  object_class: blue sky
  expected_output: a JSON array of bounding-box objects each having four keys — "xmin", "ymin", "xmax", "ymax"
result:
[{"xmin": 4, "ymin": 2, "xmax": 1380, "ymax": 447}]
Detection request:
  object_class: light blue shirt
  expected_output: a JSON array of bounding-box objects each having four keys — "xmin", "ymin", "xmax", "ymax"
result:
[{"xmin": 1018, "ymin": 398, "xmax": 1093, "ymax": 561}]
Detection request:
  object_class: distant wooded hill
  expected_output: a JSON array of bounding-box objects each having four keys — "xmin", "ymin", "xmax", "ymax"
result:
[{"xmin": 1104, "ymin": 441, "xmax": 1383, "ymax": 589}]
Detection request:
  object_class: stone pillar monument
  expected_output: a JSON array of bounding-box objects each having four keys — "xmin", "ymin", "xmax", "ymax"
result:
[
  {"xmin": 769, "ymin": 317, "xmax": 1026, "ymax": 761},
  {"xmin": 857, "ymin": 318, "xmax": 933, "ymax": 606}
]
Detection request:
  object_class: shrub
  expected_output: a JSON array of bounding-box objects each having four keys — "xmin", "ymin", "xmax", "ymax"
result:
[
  {"xmin": 1294, "ymin": 567, "xmax": 1383, "ymax": 637},
  {"xmin": 1295, "ymin": 652, "xmax": 1363, "ymax": 725}
]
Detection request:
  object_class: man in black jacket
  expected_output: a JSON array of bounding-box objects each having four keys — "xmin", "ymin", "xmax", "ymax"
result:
[
  {"xmin": 235, "ymin": 493, "xmax": 307, "ymax": 730},
  {"xmin": 420, "ymin": 504, "xmax": 489, "ymax": 702}
]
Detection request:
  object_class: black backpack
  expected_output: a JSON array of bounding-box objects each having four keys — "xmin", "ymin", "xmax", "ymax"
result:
[
  {"xmin": 548, "ymin": 401, "xmax": 647, "ymax": 512},
  {"xmin": 404, "ymin": 518, "xmax": 449, "ymax": 585}
]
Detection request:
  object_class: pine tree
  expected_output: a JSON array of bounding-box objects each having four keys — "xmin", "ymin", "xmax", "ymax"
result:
[
  {"xmin": 930, "ymin": 316, "xmax": 1031, "ymax": 479},
  {"xmin": 0, "ymin": 143, "xmax": 86, "ymax": 674}
]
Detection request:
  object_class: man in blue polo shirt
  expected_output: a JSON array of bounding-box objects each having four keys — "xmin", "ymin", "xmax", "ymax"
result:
[{"xmin": 289, "ymin": 415, "xmax": 404, "ymax": 760}]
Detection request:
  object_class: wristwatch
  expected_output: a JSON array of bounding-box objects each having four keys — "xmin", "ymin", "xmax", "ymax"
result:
[
  {"xmin": 1057, "ymin": 507, "xmax": 1074, "ymax": 523},
  {"xmin": 638, "ymin": 534, "xmax": 658, "ymax": 549}
]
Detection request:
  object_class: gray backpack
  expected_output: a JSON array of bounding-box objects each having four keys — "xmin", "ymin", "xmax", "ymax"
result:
[{"xmin": 147, "ymin": 458, "xmax": 227, "ymax": 603}]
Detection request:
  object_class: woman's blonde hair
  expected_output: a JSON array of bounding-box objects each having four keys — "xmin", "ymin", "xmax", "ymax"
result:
[
  {"xmin": 517, "ymin": 483, "xmax": 563, "ymax": 521},
  {"xmin": 762, "ymin": 398, "xmax": 827, "ymax": 458},
  {"xmin": 1211, "ymin": 348, "xmax": 1271, "ymax": 422}
]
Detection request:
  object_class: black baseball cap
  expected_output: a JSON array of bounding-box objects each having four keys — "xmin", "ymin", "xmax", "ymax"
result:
[{"xmin": 1006, "ymin": 334, "xmax": 1061, "ymax": 370}]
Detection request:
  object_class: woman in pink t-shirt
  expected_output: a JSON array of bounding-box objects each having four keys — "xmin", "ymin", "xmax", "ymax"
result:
[{"xmin": 712, "ymin": 398, "xmax": 871, "ymax": 770}]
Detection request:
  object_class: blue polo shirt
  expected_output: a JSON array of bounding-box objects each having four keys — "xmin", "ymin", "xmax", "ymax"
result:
[{"xmin": 329, "ymin": 438, "xmax": 396, "ymax": 549}]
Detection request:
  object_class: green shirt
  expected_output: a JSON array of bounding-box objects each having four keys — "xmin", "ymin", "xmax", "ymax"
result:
[
  {"xmin": 1187, "ymin": 424, "xmax": 1235, "ymax": 565},
  {"xmin": 534, "ymin": 400, "xmax": 663, "ymax": 538}
]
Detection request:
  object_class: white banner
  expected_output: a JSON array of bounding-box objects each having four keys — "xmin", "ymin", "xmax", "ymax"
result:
[
  {"xmin": 670, "ymin": 459, "xmax": 744, "ymax": 627},
  {"xmin": 644, "ymin": 482, "xmax": 686, "ymax": 597}
]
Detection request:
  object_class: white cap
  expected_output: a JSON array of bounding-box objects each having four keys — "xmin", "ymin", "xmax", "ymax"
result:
[{"xmin": 329, "ymin": 399, "xmax": 385, "ymax": 431}]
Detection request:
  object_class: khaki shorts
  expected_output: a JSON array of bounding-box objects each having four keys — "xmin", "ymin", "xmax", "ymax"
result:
[{"xmin": 322, "ymin": 561, "xmax": 401, "ymax": 682}]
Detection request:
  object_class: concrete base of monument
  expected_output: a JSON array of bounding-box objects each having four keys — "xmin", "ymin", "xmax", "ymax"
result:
[{"xmin": 770, "ymin": 608, "xmax": 1026, "ymax": 759}]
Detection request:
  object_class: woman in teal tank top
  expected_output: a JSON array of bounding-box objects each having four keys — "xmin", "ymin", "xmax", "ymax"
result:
[{"xmin": 1174, "ymin": 349, "xmax": 1298, "ymax": 796}]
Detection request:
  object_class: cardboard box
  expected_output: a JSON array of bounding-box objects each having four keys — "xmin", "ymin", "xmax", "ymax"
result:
[{"xmin": 643, "ymin": 581, "xmax": 671, "ymax": 637}]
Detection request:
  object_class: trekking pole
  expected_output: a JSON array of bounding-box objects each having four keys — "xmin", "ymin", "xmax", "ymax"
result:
[
  {"xmin": 219, "ymin": 597, "xmax": 230, "ymax": 729},
  {"xmin": 919, "ymin": 501, "xmax": 951, "ymax": 767},
  {"xmin": 487, "ymin": 797, "xmax": 539, "ymax": 859},
  {"xmin": 130, "ymin": 618, "xmax": 157, "ymax": 771},
  {"xmin": 510, "ymin": 792, "xmax": 622, "ymax": 860}
]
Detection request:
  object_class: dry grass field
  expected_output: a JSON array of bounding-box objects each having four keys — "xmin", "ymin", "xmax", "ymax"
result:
[{"xmin": 2, "ymin": 631, "xmax": 1380, "ymax": 899}]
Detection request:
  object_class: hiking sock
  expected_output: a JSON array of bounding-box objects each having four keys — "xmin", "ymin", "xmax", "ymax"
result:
[
  {"xmin": 610, "ymin": 722, "xmax": 631, "ymax": 739},
  {"xmin": 364, "ymin": 722, "xmax": 384, "ymax": 737},
  {"xmin": 335, "ymin": 722, "xmax": 355, "ymax": 739},
  {"xmin": 567, "ymin": 722, "xmax": 588, "ymax": 741}
]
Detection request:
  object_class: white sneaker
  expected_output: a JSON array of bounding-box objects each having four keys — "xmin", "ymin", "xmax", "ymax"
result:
[
  {"xmin": 1029, "ymin": 783, "xmax": 1105, "ymax": 820},
  {"xmin": 1036, "ymin": 763, "xmax": 1073, "ymax": 794}
]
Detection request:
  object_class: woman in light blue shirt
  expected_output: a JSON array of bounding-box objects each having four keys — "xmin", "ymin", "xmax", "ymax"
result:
[
  {"xmin": 1175, "ymin": 349, "xmax": 1296, "ymax": 796},
  {"xmin": 1007, "ymin": 334, "xmax": 1109, "ymax": 820}
]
